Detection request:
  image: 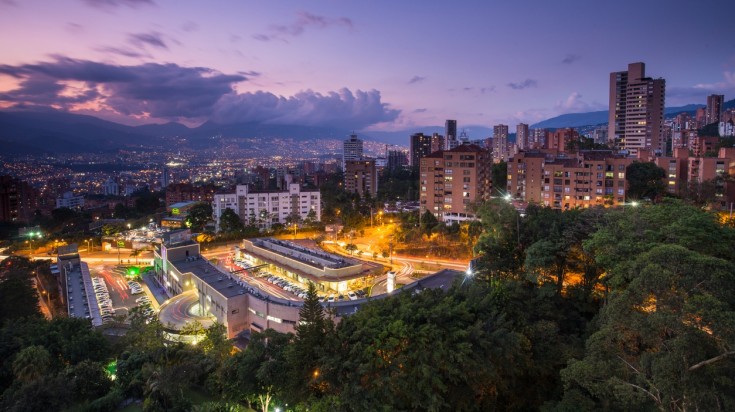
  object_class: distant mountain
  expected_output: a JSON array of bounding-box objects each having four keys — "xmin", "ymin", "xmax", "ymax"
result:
[
  {"xmin": 0, "ymin": 109, "xmax": 167, "ymax": 154},
  {"xmin": 530, "ymin": 100, "xmax": 734, "ymax": 129},
  {"xmin": 364, "ymin": 125, "xmax": 494, "ymax": 146}
]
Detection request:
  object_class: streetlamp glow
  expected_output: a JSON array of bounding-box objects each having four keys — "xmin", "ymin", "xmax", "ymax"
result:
[{"xmin": 631, "ymin": 201, "xmax": 639, "ymax": 207}]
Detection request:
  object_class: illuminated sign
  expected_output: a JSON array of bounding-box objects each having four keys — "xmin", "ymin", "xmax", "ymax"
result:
[
  {"xmin": 172, "ymin": 208, "xmax": 180, "ymax": 215},
  {"xmin": 117, "ymin": 240, "xmax": 125, "ymax": 247}
]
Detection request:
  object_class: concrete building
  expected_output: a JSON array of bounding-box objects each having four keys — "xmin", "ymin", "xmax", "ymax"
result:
[
  {"xmin": 516, "ymin": 123, "xmax": 529, "ymax": 151},
  {"xmin": 0, "ymin": 175, "xmax": 39, "ymax": 223},
  {"xmin": 706, "ymin": 94, "xmax": 724, "ymax": 125},
  {"xmin": 161, "ymin": 167, "xmax": 171, "ymax": 189},
  {"xmin": 56, "ymin": 191, "xmax": 85, "ymax": 209},
  {"xmin": 212, "ymin": 179, "xmax": 320, "ymax": 231},
  {"xmin": 419, "ymin": 144, "xmax": 492, "ymax": 222},
  {"xmin": 548, "ymin": 128, "xmax": 580, "ymax": 153},
  {"xmin": 492, "ymin": 124, "xmax": 510, "ymax": 162},
  {"xmin": 165, "ymin": 183, "xmax": 216, "ymax": 207},
  {"xmin": 529, "ymin": 128, "xmax": 549, "ymax": 149},
  {"xmin": 386, "ymin": 149, "xmax": 409, "ymax": 171},
  {"xmin": 103, "ymin": 177, "xmax": 119, "ymax": 196},
  {"xmin": 445, "ymin": 119, "xmax": 458, "ymax": 150},
  {"xmin": 608, "ymin": 62, "xmax": 666, "ymax": 156},
  {"xmin": 655, "ymin": 148, "xmax": 691, "ymax": 195},
  {"xmin": 508, "ymin": 150, "xmax": 632, "ymax": 209},
  {"xmin": 720, "ymin": 119, "xmax": 735, "ymax": 137},
  {"xmin": 342, "ymin": 134, "xmax": 364, "ymax": 170},
  {"xmin": 410, "ymin": 132, "xmax": 434, "ymax": 167},
  {"xmin": 153, "ymin": 230, "xmax": 460, "ymax": 339},
  {"xmin": 344, "ymin": 159, "xmax": 378, "ymax": 198}
]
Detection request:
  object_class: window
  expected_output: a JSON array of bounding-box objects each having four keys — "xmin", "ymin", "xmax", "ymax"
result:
[
  {"xmin": 463, "ymin": 170, "xmax": 471, "ymax": 175},
  {"xmin": 618, "ymin": 172, "xmax": 625, "ymax": 179},
  {"xmin": 463, "ymin": 177, "xmax": 471, "ymax": 183}
]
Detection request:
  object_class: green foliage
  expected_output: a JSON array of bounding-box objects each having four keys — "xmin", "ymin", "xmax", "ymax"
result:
[
  {"xmin": 491, "ymin": 161, "xmax": 507, "ymax": 196},
  {"xmin": 698, "ymin": 121, "xmax": 720, "ymax": 137},
  {"xmin": 625, "ymin": 161, "xmax": 666, "ymax": 202},
  {"xmin": 187, "ymin": 202, "xmax": 214, "ymax": 232},
  {"xmin": 219, "ymin": 208, "xmax": 245, "ymax": 234}
]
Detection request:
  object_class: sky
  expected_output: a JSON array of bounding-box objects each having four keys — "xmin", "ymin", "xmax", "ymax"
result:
[{"xmin": 0, "ymin": 0, "xmax": 734, "ymax": 133}]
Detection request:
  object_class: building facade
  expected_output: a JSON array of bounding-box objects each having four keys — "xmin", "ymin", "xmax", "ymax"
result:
[
  {"xmin": 344, "ymin": 159, "xmax": 378, "ymax": 197},
  {"xmin": 212, "ymin": 180, "xmax": 321, "ymax": 231},
  {"xmin": 0, "ymin": 176, "xmax": 39, "ymax": 223},
  {"xmin": 608, "ymin": 62, "xmax": 666, "ymax": 156},
  {"xmin": 492, "ymin": 124, "xmax": 510, "ymax": 162},
  {"xmin": 516, "ymin": 123, "xmax": 529, "ymax": 151},
  {"xmin": 445, "ymin": 119, "xmax": 458, "ymax": 150},
  {"xmin": 419, "ymin": 144, "xmax": 492, "ymax": 222},
  {"xmin": 706, "ymin": 94, "xmax": 724, "ymax": 125},
  {"xmin": 508, "ymin": 150, "xmax": 633, "ymax": 209},
  {"xmin": 342, "ymin": 134, "xmax": 364, "ymax": 170}
]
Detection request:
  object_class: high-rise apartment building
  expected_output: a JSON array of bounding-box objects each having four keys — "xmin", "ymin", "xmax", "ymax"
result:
[
  {"xmin": 508, "ymin": 151, "xmax": 632, "ymax": 209},
  {"xmin": 342, "ymin": 134, "xmax": 364, "ymax": 169},
  {"xmin": 0, "ymin": 176, "xmax": 39, "ymax": 223},
  {"xmin": 445, "ymin": 120, "xmax": 458, "ymax": 150},
  {"xmin": 706, "ymin": 94, "xmax": 724, "ymax": 125},
  {"xmin": 103, "ymin": 177, "xmax": 119, "ymax": 196},
  {"xmin": 410, "ymin": 132, "xmax": 433, "ymax": 167},
  {"xmin": 165, "ymin": 183, "xmax": 217, "ymax": 207},
  {"xmin": 161, "ymin": 167, "xmax": 171, "ymax": 189},
  {"xmin": 529, "ymin": 128, "xmax": 549, "ymax": 149},
  {"xmin": 419, "ymin": 144, "xmax": 491, "ymax": 223},
  {"xmin": 431, "ymin": 133, "xmax": 445, "ymax": 154},
  {"xmin": 492, "ymin": 124, "xmax": 510, "ymax": 162},
  {"xmin": 516, "ymin": 123, "xmax": 529, "ymax": 151},
  {"xmin": 548, "ymin": 128, "xmax": 580, "ymax": 153},
  {"xmin": 387, "ymin": 150, "xmax": 408, "ymax": 171},
  {"xmin": 344, "ymin": 159, "xmax": 378, "ymax": 198},
  {"xmin": 608, "ymin": 62, "xmax": 666, "ymax": 156}
]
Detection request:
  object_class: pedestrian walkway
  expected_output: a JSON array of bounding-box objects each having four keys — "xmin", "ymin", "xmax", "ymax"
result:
[{"xmin": 141, "ymin": 272, "xmax": 171, "ymax": 309}]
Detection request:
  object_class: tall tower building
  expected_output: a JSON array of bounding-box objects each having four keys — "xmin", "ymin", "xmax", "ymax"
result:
[
  {"xmin": 410, "ymin": 132, "xmax": 433, "ymax": 167},
  {"xmin": 344, "ymin": 159, "xmax": 378, "ymax": 197},
  {"xmin": 430, "ymin": 133, "xmax": 445, "ymax": 154},
  {"xmin": 516, "ymin": 123, "xmax": 529, "ymax": 151},
  {"xmin": 161, "ymin": 167, "xmax": 171, "ymax": 188},
  {"xmin": 706, "ymin": 94, "xmax": 724, "ymax": 125},
  {"xmin": 445, "ymin": 119, "xmax": 458, "ymax": 150},
  {"xmin": 342, "ymin": 133, "xmax": 364, "ymax": 169},
  {"xmin": 608, "ymin": 62, "xmax": 666, "ymax": 156},
  {"xmin": 492, "ymin": 124, "xmax": 510, "ymax": 162}
]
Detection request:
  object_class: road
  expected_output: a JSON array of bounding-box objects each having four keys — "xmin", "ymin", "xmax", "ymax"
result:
[{"xmin": 219, "ymin": 253, "xmax": 302, "ymax": 301}]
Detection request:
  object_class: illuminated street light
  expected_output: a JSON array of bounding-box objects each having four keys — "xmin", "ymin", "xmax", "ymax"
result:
[{"xmin": 631, "ymin": 201, "xmax": 639, "ymax": 207}]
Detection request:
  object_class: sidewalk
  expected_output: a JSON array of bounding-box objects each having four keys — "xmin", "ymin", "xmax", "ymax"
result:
[{"xmin": 141, "ymin": 272, "xmax": 170, "ymax": 309}]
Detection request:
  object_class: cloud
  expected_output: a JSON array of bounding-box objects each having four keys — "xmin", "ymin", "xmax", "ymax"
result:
[
  {"xmin": 128, "ymin": 31, "xmax": 168, "ymax": 50},
  {"xmin": 212, "ymin": 89, "xmax": 399, "ymax": 129},
  {"xmin": 413, "ymin": 108, "xmax": 428, "ymax": 113},
  {"xmin": 665, "ymin": 71, "xmax": 735, "ymax": 105},
  {"xmin": 407, "ymin": 75, "xmax": 425, "ymax": 85},
  {"xmin": 96, "ymin": 46, "xmax": 152, "ymax": 58},
  {"xmin": 81, "ymin": 0, "xmax": 154, "ymax": 9},
  {"xmin": 0, "ymin": 57, "xmax": 399, "ymax": 128},
  {"xmin": 1, "ymin": 0, "xmax": 18, "ymax": 6},
  {"xmin": 66, "ymin": 23, "xmax": 84, "ymax": 35},
  {"xmin": 254, "ymin": 11, "xmax": 353, "ymax": 42},
  {"xmin": 561, "ymin": 54, "xmax": 580, "ymax": 64},
  {"xmin": 507, "ymin": 79, "xmax": 538, "ymax": 90},
  {"xmin": 554, "ymin": 92, "xmax": 605, "ymax": 113}
]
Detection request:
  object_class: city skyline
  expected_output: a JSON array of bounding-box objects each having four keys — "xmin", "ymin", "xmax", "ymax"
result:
[{"xmin": 0, "ymin": 0, "xmax": 734, "ymax": 133}]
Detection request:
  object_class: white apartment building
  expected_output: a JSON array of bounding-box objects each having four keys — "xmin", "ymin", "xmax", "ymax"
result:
[{"xmin": 212, "ymin": 181, "xmax": 321, "ymax": 232}]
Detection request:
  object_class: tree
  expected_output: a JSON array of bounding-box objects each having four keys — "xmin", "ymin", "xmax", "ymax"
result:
[
  {"xmin": 219, "ymin": 208, "xmax": 244, "ymax": 234},
  {"xmin": 134, "ymin": 188, "xmax": 162, "ymax": 215},
  {"xmin": 187, "ymin": 202, "xmax": 213, "ymax": 231},
  {"xmin": 12, "ymin": 345, "xmax": 50, "ymax": 383},
  {"xmin": 626, "ymin": 161, "xmax": 666, "ymax": 202},
  {"xmin": 285, "ymin": 282, "xmax": 332, "ymax": 403},
  {"xmin": 491, "ymin": 161, "xmax": 508, "ymax": 196},
  {"xmin": 344, "ymin": 243, "xmax": 357, "ymax": 255}
]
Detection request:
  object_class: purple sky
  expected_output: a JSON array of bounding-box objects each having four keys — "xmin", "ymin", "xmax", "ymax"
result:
[{"xmin": 0, "ymin": 0, "xmax": 733, "ymax": 132}]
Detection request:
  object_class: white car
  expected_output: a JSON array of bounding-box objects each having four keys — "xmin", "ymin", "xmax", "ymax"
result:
[{"xmin": 347, "ymin": 291, "xmax": 357, "ymax": 301}]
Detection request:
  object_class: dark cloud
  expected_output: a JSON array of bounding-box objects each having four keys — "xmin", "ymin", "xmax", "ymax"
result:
[
  {"xmin": 212, "ymin": 89, "xmax": 399, "ymax": 129},
  {"xmin": 507, "ymin": 79, "xmax": 538, "ymax": 90},
  {"xmin": 407, "ymin": 75, "xmax": 425, "ymax": 84},
  {"xmin": 254, "ymin": 11, "xmax": 353, "ymax": 42},
  {"xmin": 81, "ymin": 0, "xmax": 154, "ymax": 9},
  {"xmin": 96, "ymin": 46, "xmax": 152, "ymax": 58},
  {"xmin": 237, "ymin": 70, "xmax": 261, "ymax": 77},
  {"xmin": 128, "ymin": 31, "xmax": 168, "ymax": 50},
  {"xmin": 0, "ymin": 57, "xmax": 399, "ymax": 128},
  {"xmin": 413, "ymin": 108, "xmax": 428, "ymax": 113},
  {"xmin": 561, "ymin": 54, "xmax": 581, "ymax": 64}
]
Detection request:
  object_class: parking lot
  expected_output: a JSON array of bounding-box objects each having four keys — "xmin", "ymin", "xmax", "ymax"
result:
[{"xmin": 89, "ymin": 264, "xmax": 158, "ymax": 323}]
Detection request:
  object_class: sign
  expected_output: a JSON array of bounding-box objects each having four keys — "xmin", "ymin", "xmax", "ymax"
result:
[
  {"xmin": 117, "ymin": 240, "xmax": 125, "ymax": 248},
  {"xmin": 171, "ymin": 208, "xmax": 180, "ymax": 215}
]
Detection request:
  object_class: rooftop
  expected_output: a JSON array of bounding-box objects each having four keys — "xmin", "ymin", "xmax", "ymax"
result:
[
  {"xmin": 173, "ymin": 255, "xmax": 247, "ymax": 298},
  {"xmin": 252, "ymin": 238, "xmax": 359, "ymax": 270}
]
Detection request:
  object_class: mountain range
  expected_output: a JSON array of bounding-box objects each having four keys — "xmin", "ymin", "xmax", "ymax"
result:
[{"xmin": 1, "ymin": 99, "xmax": 733, "ymax": 156}]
